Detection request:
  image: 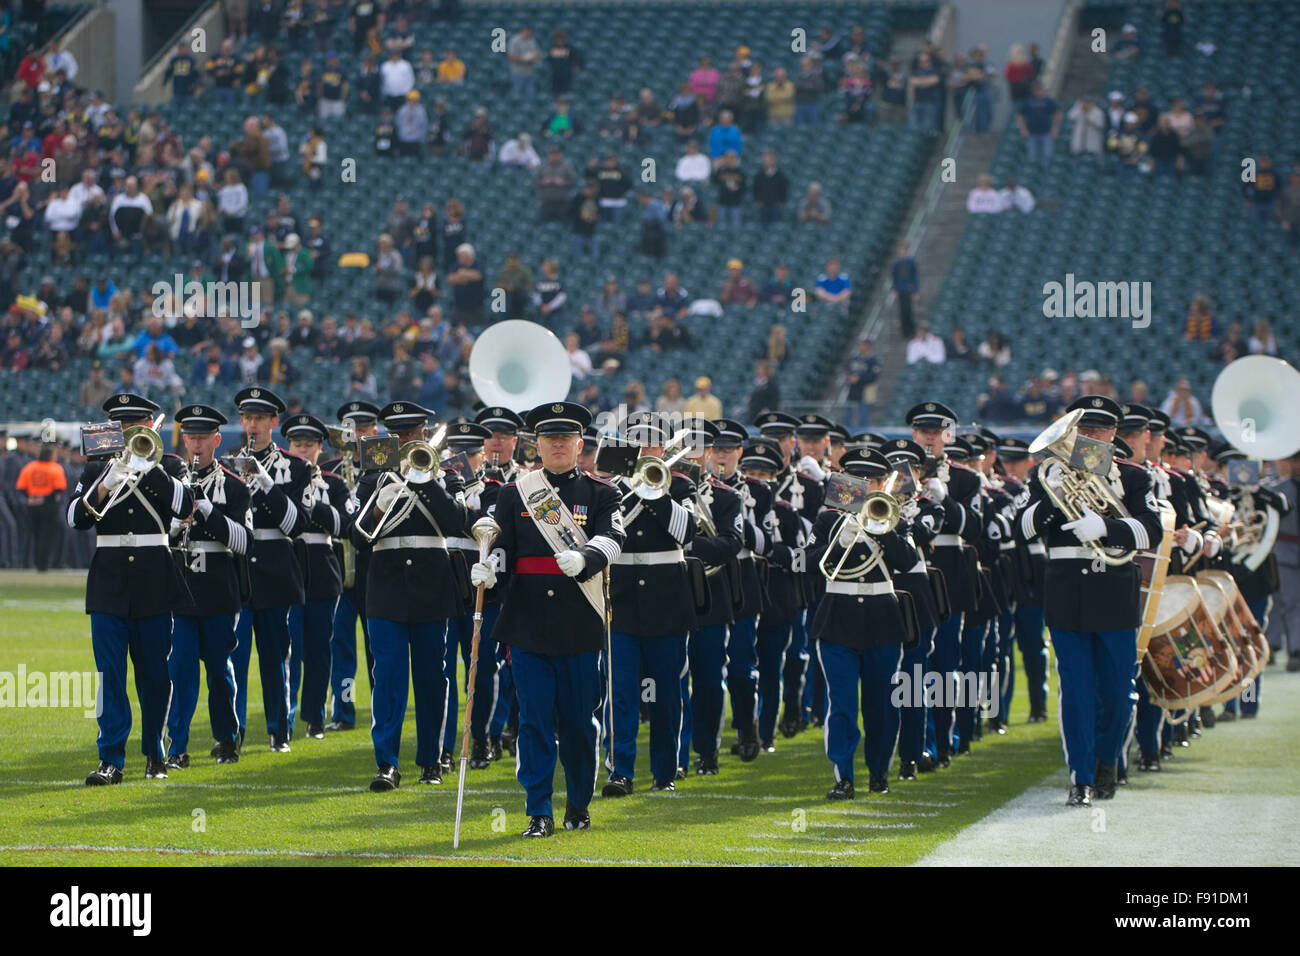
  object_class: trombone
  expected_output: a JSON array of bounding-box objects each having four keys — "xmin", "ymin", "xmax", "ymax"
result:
[
  {"xmin": 622, "ymin": 428, "xmax": 695, "ymax": 503},
  {"xmin": 355, "ymin": 425, "xmax": 447, "ymax": 544},
  {"xmin": 819, "ymin": 471, "xmax": 900, "ymax": 581},
  {"xmin": 326, "ymin": 423, "xmax": 359, "ymax": 588},
  {"xmin": 82, "ymin": 414, "xmax": 166, "ymax": 521}
]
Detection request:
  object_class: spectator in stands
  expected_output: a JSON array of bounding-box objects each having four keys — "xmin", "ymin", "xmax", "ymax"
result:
[
  {"xmin": 793, "ymin": 56, "xmax": 825, "ymax": 127},
  {"xmin": 876, "ymin": 59, "xmax": 906, "ymax": 127},
  {"xmin": 15, "ymin": 443, "xmax": 65, "ymax": 572},
  {"xmin": 1249, "ymin": 319, "xmax": 1279, "ymax": 356},
  {"xmin": 492, "ymin": 252, "xmax": 532, "ymax": 319},
  {"xmin": 380, "ymin": 46, "xmax": 415, "ymax": 111},
  {"xmin": 1161, "ymin": 377, "xmax": 1206, "ymax": 427},
  {"xmin": 671, "ymin": 186, "xmax": 711, "ymax": 227},
  {"xmin": 746, "ymin": 360, "xmax": 781, "ymax": 421},
  {"xmin": 570, "ymin": 180, "xmax": 601, "ymax": 259},
  {"xmin": 573, "ymin": 307, "xmax": 603, "ymax": 349},
  {"xmin": 281, "ymin": 233, "xmax": 313, "ymax": 306},
  {"xmin": 690, "ymin": 56, "xmax": 721, "ymax": 119},
  {"xmin": 625, "ymin": 278, "xmax": 656, "ymax": 318},
  {"xmin": 316, "ymin": 52, "xmax": 348, "ymax": 120},
  {"xmin": 1017, "ymin": 82, "xmax": 1060, "ymax": 164},
  {"xmin": 946, "ymin": 325, "xmax": 974, "ymax": 363},
  {"xmin": 77, "ymin": 359, "xmax": 114, "ymax": 410},
  {"xmin": 265, "ymin": 337, "xmax": 295, "ymax": 386},
  {"xmin": 675, "ymin": 139, "xmax": 711, "ymax": 184},
  {"xmin": 165, "ymin": 182, "xmax": 210, "ymax": 259},
  {"xmin": 967, "ymin": 173, "xmax": 1002, "ymax": 213},
  {"xmin": 565, "ymin": 332, "xmax": 592, "ymax": 380},
  {"xmin": 31, "ymin": 324, "xmax": 68, "ymax": 371},
  {"xmin": 765, "ymin": 323, "xmax": 792, "ymax": 370},
  {"xmin": 909, "ymin": 52, "xmax": 942, "ymax": 131},
  {"xmin": 891, "ymin": 243, "xmax": 920, "ymax": 339},
  {"xmin": 766, "ymin": 67, "xmax": 796, "ymax": 128},
  {"xmin": 657, "ymin": 273, "xmax": 690, "ymax": 318},
  {"xmin": 978, "ymin": 331, "xmax": 1011, "ymax": 369},
  {"xmin": 134, "ymin": 342, "xmax": 184, "ymax": 400},
  {"xmin": 1015, "ymin": 375, "xmax": 1056, "ymax": 422},
  {"xmin": 1214, "ymin": 322, "xmax": 1246, "ymax": 364},
  {"xmin": 446, "ymin": 242, "xmax": 485, "ymax": 328},
  {"xmin": 1195, "ymin": 82, "xmax": 1226, "ymax": 143},
  {"xmin": 373, "ymin": 233, "xmax": 404, "ymax": 304},
  {"xmin": 760, "ymin": 263, "xmax": 795, "ymax": 307},
  {"xmin": 1161, "ymin": 0, "xmax": 1186, "ymax": 55},
  {"xmin": 508, "ymin": 25, "xmax": 542, "ymax": 98},
  {"xmin": 1282, "ymin": 166, "xmax": 1300, "ymax": 252},
  {"xmin": 906, "ymin": 322, "xmax": 945, "ymax": 365},
  {"xmin": 719, "ymin": 259, "xmax": 759, "ymax": 307},
  {"xmin": 535, "ymin": 145, "xmax": 576, "ymax": 222},
  {"xmin": 845, "ymin": 338, "xmax": 880, "ymax": 427},
  {"xmin": 1180, "ymin": 113, "xmax": 1214, "ymax": 176},
  {"xmin": 231, "ymin": 116, "xmax": 272, "ymax": 196},
  {"xmin": 815, "ymin": 258, "xmax": 851, "ymax": 310},
  {"xmin": 1184, "ymin": 294, "xmax": 1215, "ymax": 341},
  {"xmin": 716, "ymin": 60, "xmax": 746, "ymax": 117},
  {"xmin": 589, "ymin": 152, "xmax": 632, "ymax": 222},
  {"xmin": 1107, "ymin": 112, "xmax": 1147, "ymax": 175},
  {"xmin": 541, "ymin": 97, "xmax": 580, "ymax": 138},
  {"xmin": 840, "ymin": 59, "xmax": 873, "ymax": 124},
  {"xmin": 656, "ymin": 378, "xmax": 686, "ymax": 417},
  {"xmin": 593, "ymin": 276, "xmax": 625, "ymax": 325},
  {"xmin": 684, "ymin": 376, "xmax": 723, "ymax": 420},
  {"xmin": 751, "ymin": 150, "xmax": 789, "ymax": 225},
  {"xmin": 798, "ymin": 182, "xmax": 831, "ymax": 226},
  {"xmin": 356, "ymin": 54, "xmax": 381, "ymax": 113},
  {"xmin": 1163, "ymin": 97, "xmax": 1194, "ymax": 139},
  {"xmin": 348, "ymin": 355, "xmax": 378, "ymax": 401},
  {"xmin": 1068, "ymin": 96, "xmax": 1106, "ymax": 156},
  {"xmin": 999, "ymin": 176, "xmax": 1035, "ymax": 212},
  {"xmin": 1112, "ymin": 23, "xmax": 1141, "ymax": 60},
  {"xmin": 977, "ymin": 376, "xmax": 1021, "ymax": 424},
  {"xmin": 437, "ymin": 48, "xmax": 467, "ymax": 86},
  {"xmin": 389, "ymin": 340, "xmax": 419, "ymax": 395},
  {"xmin": 409, "ymin": 256, "xmax": 440, "ymax": 313},
  {"xmin": 1243, "ymin": 154, "xmax": 1279, "ymax": 225},
  {"xmin": 43, "ymin": 185, "xmax": 81, "ymax": 246},
  {"xmin": 668, "ymin": 82, "xmax": 701, "ymax": 142},
  {"xmin": 499, "ymin": 131, "xmax": 540, "ymax": 168},
  {"xmin": 440, "ymin": 199, "xmax": 468, "ymax": 271},
  {"xmin": 711, "ymin": 151, "xmax": 746, "ymax": 229},
  {"xmin": 374, "ymin": 107, "xmax": 396, "ymax": 156},
  {"xmin": 707, "ymin": 110, "xmax": 743, "ymax": 159},
  {"xmin": 109, "ymin": 176, "xmax": 153, "ymax": 252},
  {"xmin": 131, "ymin": 317, "xmax": 179, "ymax": 359},
  {"xmin": 648, "ymin": 310, "xmax": 693, "ymax": 352},
  {"xmin": 1148, "ymin": 116, "xmax": 1181, "ymax": 177},
  {"xmin": 396, "ymin": 90, "xmax": 428, "ymax": 156}
]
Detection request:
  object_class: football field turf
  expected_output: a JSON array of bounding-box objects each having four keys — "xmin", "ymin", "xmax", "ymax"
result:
[{"xmin": 4, "ymin": 571, "xmax": 1289, "ymax": 867}]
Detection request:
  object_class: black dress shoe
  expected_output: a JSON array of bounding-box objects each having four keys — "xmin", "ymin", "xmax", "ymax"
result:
[
  {"xmin": 418, "ymin": 765, "xmax": 443, "ymax": 785},
  {"xmin": 563, "ymin": 806, "xmax": 591, "ymax": 830},
  {"xmin": 674, "ymin": 766, "xmax": 687, "ymax": 781},
  {"xmin": 917, "ymin": 753, "xmax": 936, "ymax": 773},
  {"xmin": 270, "ymin": 737, "xmax": 291, "ymax": 753},
  {"xmin": 869, "ymin": 774, "xmax": 890, "ymax": 794},
  {"xmin": 215, "ymin": 741, "xmax": 239, "ymax": 764},
  {"xmin": 827, "ymin": 779, "xmax": 855, "ymax": 801},
  {"xmin": 522, "ymin": 815, "xmax": 555, "ymax": 838},
  {"xmin": 729, "ymin": 741, "xmax": 741, "ymax": 755},
  {"xmin": 1093, "ymin": 761, "xmax": 1117, "ymax": 800},
  {"xmin": 810, "ymin": 714, "xmax": 825, "ymax": 728},
  {"xmin": 1028, "ymin": 708, "xmax": 1048, "ymax": 723},
  {"xmin": 936, "ymin": 750, "xmax": 952, "ymax": 769},
  {"xmin": 898, "ymin": 760, "xmax": 918, "ymax": 781},
  {"xmin": 324, "ymin": 720, "xmax": 354, "ymax": 732},
  {"xmin": 778, "ymin": 711, "xmax": 800, "ymax": 738},
  {"xmin": 956, "ymin": 741, "xmax": 972, "ymax": 756},
  {"xmin": 991, "ymin": 719, "xmax": 1008, "ymax": 734},
  {"xmin": 759, "ymin": 739, "xmax": 776, "ymax": 753},
  {"xmin": 1138, "ymin": 754, "xmax": 1161, "ymax": 772},
  {"xmin": 1116, "ymin": 766, "xmax": 1128, "ymax": 786},
  {"xmin": 500, "ymin": 728, "xmax": 518, "ymax": 755},
  {"xmin": 1199, "ymin": 706, "xmax": 1217, "ymax": 728},
  {"xmin": 469, "ymin": 740, "xmax": 492, "ymax": 770},
  {"xmin": 649, "ymin": 779, "xmax": 675, "ymax": 792},
  {"xmin": 601, "ymin": 774, "xmax": 632, "ymax": 797},
  {"xmin": 488, "ymin": 736, "xmax": 503, "ymax": 761},
  {"xmin": 1217, "ymin": 709, "xmax": 1237, "ymax": 723},
  {"xmin": 971, "ymin": 725, "xmax": 984, "ymax": 743},
  {"xmin": 1173, "ymin": 725, "xmax": 1190, "ymax": 747},
  {"xmin": 1066, "ymin": 784, "xmax": 1092, "ymax": 807},
  {"xmin": 209, "ymin": 741, "xmax": 223, "ymax": 758},
  {"xmin": 1241, "ymin": 712, "xmax": 1258, "ymax": 720},
  {"xmin": 85, "ymin": 761, "xmax": 123, "ymax": 786},
  {"xmin": 145, "ymin": 758, "xmax": 168, "ymax": 779},
  {"xmin": 1287, "ymin": 654, "xmax": 1300, "ymax": 673},
  {"xmin": 695, "ymin": 753, "xmax": 719, "ymax": 775},
  {"xmin": 305, "ymin": 723, "xmax": 325, "ymax": 739},
  {"xmin": 738, "ymin": 739, "xmax": 759, "ymax": 762},
  {"xmin": 1160, "ymin": 743, "xmax": 1174, "ymax": 760},
  {"xmin": 165, "ymin": 753, "xmax": 189, "ymax": 770},
  {"xmin": 439, "ymin": 748, "xmax": 453, "ymax": 772},
  {"xmin": 369, "ymin": 765, "xmax": 401, "ymax": 791}
]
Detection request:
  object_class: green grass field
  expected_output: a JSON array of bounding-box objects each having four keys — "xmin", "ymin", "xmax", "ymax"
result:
[{"xmin": 0, "ymin": 571, "xmax": 1071, "ymax": 866}]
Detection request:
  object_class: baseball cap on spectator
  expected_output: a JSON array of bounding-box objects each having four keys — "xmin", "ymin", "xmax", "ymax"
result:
[
  {"xmin": 242, "ymin": 336, "xmax": 257, "ymax": 349},
  {"xmin": 695, "ymin": 376, "xmax": 712, "ymax": 389},
  {"xmin": 727, "ymin": 258, "xmax": 742, "ymax": 270},
  {"xmin": 1108, "ymin": 91, "xmax": 1123, "ymax": 101},
  {"xmin": 284, "ymin": 234, "xmax": 300, "ymax": 249},
  {"xmin": 1123, "ymin": 111, "xmax": 1138, "ymax": 124},
  {"xmin": 406, "ymin": 90, "xmax": 420, "ymax": 101}
]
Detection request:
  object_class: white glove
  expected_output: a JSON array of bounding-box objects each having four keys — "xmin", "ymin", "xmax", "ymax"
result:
[
  {"xmin": 837, "ymin": 525, "xmax": 861, "ymax": 548},
  {"xmin": 633, "ymin": 481, "xmax": 659, "ymax": 500},
  {"xmin": 127, "ymin": 453, "xmax": 155, "ymax": 473},
  {"xmin": 556, "ymin": 549, "xmax": 586, "ymax": 577},
  {"xmin": 1062, "ymin": 507, "xmax": 1106, "ymax": 543},
  {"xmin": 465, "ymin": 491, "xmax": 481, "ymax": 511},
  {"xmin": 195, "ymin": 498, "xmax": 214, "ymax": 518},
  {"xmin": 101, "ymin": 457, "xmax": 129, "ymax": 491},
  {"xmin": 1043, "ymin": 461, "xmax": 1066, "ymax": 490},
  {"xmin": 405, "ymin": 467, "xmax": 433, "ymax": 485},
  {"xmin": 301, "ymin": 484, "xmax": 318, "ymax": 508},
  {"xmin": 469, "ymin": 561, "xmax": 497, "ymax": 589},
  {"xmin": 250, "ymin": 457, "xmax": 274, "ymax": 493},
  {"xmin": 375, "ymin": 482, "xmax": 401, "ymax": 514},
  {"xmin": 926, "ymin": 477, "xmax": 947, "ymax": 502},
  {"xmin": 1204, "ymin": 532, "xmax": 1222, "ymax": 559},
  {"xmin": 798, "ymin": 455, "xmax": 826, "ymax": 482}
]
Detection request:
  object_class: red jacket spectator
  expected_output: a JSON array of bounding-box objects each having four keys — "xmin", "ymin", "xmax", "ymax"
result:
[{"xmin": 17, "ymin": 54, "xmax": 45, "ymax": 90}]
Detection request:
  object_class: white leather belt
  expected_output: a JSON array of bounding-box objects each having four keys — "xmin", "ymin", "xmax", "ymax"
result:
[
  {"xmin": 1050, "ymin": 546, "xmax": 1096, "ymax": 560},
  {"xmin": 933, "ymin": 534, "xmax": 962, "ymax": 547},
  {"xmin": 187, "ymin": 541, "xmax": 230, "ymax": 553},
  {"xmin": 300, "ymin": 532, "xmax": 332, "ymax": 545},
  {"xmin": 825, "ymin": 580, "xmax": 895, "ymax": 596},
  {"xmin": 373, "ymin": 535, "xmax": 448, "ymax": 551},
  {"xmin": 447, "ymin": 536, "xmax": 476, "ymax": 550},
  {"xmin": 1027, "ymin": 542, "xmax": 1046, "ymax": 555},
  {"xmin": 1000, "ymin": 541, "xmax": 1016, "ymax": 551},
  {"xmin": 737, "ymin": 547, "xmax": 753, "ymax": 559},
  {"xmin": 612, "ymin": 548, "xmax": 685, "ymax": 566},
  {"xmin": 96, "ymin": 533, "xmax": 168, "ymax": 548},
  {"xmin": 253, "ymin": 528, "xmax": 288, "ymax": 541}
]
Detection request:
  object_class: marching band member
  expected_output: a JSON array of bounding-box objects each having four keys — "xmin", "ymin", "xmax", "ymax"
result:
[
  {"xmin": 676, "ymin": 419, "xmax": 744, "ymax": 776},
  {"xmin": 602, "ymin": 411, "xmax": 697, "ymax": 795},
  {"xmin": 794, "ymin": 414, "xmax": 835, "ymax": 729},
  {"xmin": 283, "ymin": 414, "xmax": 350, "ymax": 741},
  {"xmin": 826, "ymin": 423, "xmax": 850, "ymax": 472},
  {"xmin": 971, "ymin": 430, "xmax": 1016, "ymax": 738},
  {"xmin": 578, "ymin": 425, "xmax": 601, "ymax": 474},
  {"xmin": 741, "ymin": 437, "xmax": 805, "ymax": 753},
  {"xmin": 352, "ymin": 401, "xmax": 467, "ymax": 790},
  {"xmin": 906, "ymin": 402, "xmax": 983, "ymax": 768},
  {"xmin": 441, "ymin": 421, "xmax": 507, "ymax": 769},
  {"xmin": 803, "ymin": 448, "xmax": 919, "ymax": 799},
  {"xmin": 473, "ymin": 401, "xmax": 624, "ymax": 836},
  {"xmin": 230, "ymin": 386, "xmax": 312, "ymax": 753},
  {"xmin": 713, "ymin": 419, "xmax": 769, "ymax": 763},
  {"xmin": 1014, "ymin": 396, "xmax": 1164, "ymax": 807},
  {"xmin": 881, "ymin": 438, "xmax": 946, "ymax": 779},
  {"xmin": 1264, "ymin": 450, "xmax": 1300, "ymax": 673},
  {"xmin": 166, "ymin": 405, "xmax": 248, "ymax": 768},
  {"xmin": 70, "ymin": 394, "xmax": 195, "ymax": 783},
  {"xmin": 324, "ymin": 400, "xmax": 379, "ymax": 732}
]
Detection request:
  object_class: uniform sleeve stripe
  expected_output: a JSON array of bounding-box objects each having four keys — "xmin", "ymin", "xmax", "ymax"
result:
[
  {"xmin": 225, "ymin": 519, "xmax": 248, "ymax": 555},
  {"xmin": 280, "ymin": 500, "xmax": 299, "ymax": 535},
  {"xmin": 1122, "ymin": 517, "xmax": 1149, "ymax": 551},
  {"xmin": 1020, "ymin": 501, "xmax": 1039, "ymax": 540},
  {"xmin": 668, "ymin": 501, "xmax": 689, "ymax": 542},
  {"xmin": 66, "ymin": 497, "xmax": 79, "ymax": 527},
  {"xmin": 326, "ymin": 505, "xmax": 340, "ymax": 536},
  {"xmin": 588, "ymin": 535, "xmax": 621, "ymax": 561},
  {"xmin": 171, "ymin": 477, "xmax": 184, "ymax": 513}
]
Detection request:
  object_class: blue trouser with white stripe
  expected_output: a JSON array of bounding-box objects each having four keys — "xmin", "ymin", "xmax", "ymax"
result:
[
  {"xmin": 818, "ymin": 641, "xmax": 904, "ymax": 782},
  {"xmin": 367, "ymin": 617, "xmax": 448, "ymax": 770},
  {"xmin": 1051, "ymin": 626, "xmax": 1137, "ymax": 786},
  {"xmin": 289, "ymin": 597, "xmax": 338, "ymax": 734},
  {"xmin": 1016, "ymin": 603, "xmax": 1048, "ymax": 712},
  {"xmin": 678, "ymin": 624, "xmax": 727, "ymax": 766},
  {"xmin": 896, "ymin": 626, "xmax": 935, "ymax": 764},
  {"xmin": 756, "ymin": 620, "xmax": 791, "ymax": 742},
  {"xmin": 784, "ymin": 608, "xmax": 810, "ymax": 716},
  {"xmin": 232, "ymin": 605, "xmax": 293, "ymax": 744},
  {"xmin": 167, "ymin": 613, "xmax": 238, "ymax": 755},
  {"xmin": 956, "ymin": 618, "xmax": 990, "ymax": 745},
  {"xmin": 329, "ymin": 588, "xmax": 372, "ymax": 724},
  {"xmin": 726, "ymin": 616, "xmax": 758, "ymax": 735},
  {"xmin": 443, "ymin": 603, "xmax": 501, "ymax": 751},
  {"xmin": 1224, "ymin": 597, "xmax": 1270, "ymax": 716},
  {"xmin": 609, "ymin": 630, "xmax": 686, "ymax": 784},
  {"xmin": 930, "ymin": 613, "xmax": 963, "ymax": 755},
  {"xmin": 90, "ymin": 612, "xmax": 173, "ymax": 767},
  {"xmin": 490, "ymin": 638, "xmax": 516, "ymax": 738},
  {"xmin": 1132, "ymin": 670, "xmax": 1163, "ymax": 758},
  {"xmin": 979, "ymin": 614, "xmax": 1004, "ymax": 728},
  {"xmin": 800, "ymin": 598, "xmax": 825, "ymax": 719},
  {"xmin": 997, "ymin": 609, "xmax": 1015, "ymax": 719},
  {"xmin": 512, "ymin": 646, "xmax": 603, "ymax": 818}
]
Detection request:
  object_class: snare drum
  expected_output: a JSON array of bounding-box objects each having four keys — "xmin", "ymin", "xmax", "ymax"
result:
[
  {"xmin": 1198, "ymin": 570, "xmax": 1268, "ymax": 687},
  {"xmin": 1196, "ymin": 574, "xmax": 1253, "ymax": 704},
  {"xmin": 1141, "ymin": 575, "xmax": 1238, "ymax": 712}
]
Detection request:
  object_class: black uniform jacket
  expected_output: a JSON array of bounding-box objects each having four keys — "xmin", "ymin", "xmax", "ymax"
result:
[
  {"xmin": 926, "ymin": 461, "xmax": 983, "ymax": 614},
  {"xmin": 894, "ymin": 499, "xmax": 944, "ymax": 629},
  {"xmin": 759, "ymin": 496, "xmax": 807, "ymax": 630},
  {"xmin": 246, "ymin": 444, "xmax": 312, "ymax": 610},
  {"xmin": 802, "ymin": 508, "xmax": 916, "ymax": 650},
  {"xmin": 449, "ymin": 477, "xmax": 505, "ymax": 608},
  {"xmin": 68, "ymin": 459, "xmax": 195, "ymax": 618},
  {"xmin": 298, "ymin": 468, "xmax": 350, "ymax": 602},
  {"xmin": 1014, "ymin": 457, "xmax": 1165, "ymax": 632},
  {"xmin": 609, "ymin": 471, "xmax": 698, "ymax": 637},
  {"xmin": 489, "ymin": 467, "xmax": 625, "ymax": 655},
  {"xmin": 686, "ymin": 475, "xmax": 744, "ymax": 628},
  {"xmin": 721, "ymin": 470, "xmax": 769, "ymax": 620},
  {"xmin": 173, "ymin": 463, "xmax": 250, "ymax": 618}
]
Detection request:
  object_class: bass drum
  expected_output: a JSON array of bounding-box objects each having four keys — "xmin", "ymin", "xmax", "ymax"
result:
[{"xmin": 1141, "ymin": 575, "xmax": 1238, "ymax": 713}]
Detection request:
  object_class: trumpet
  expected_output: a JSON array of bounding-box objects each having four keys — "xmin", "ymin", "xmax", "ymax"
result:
[
  {"xmin": 623, "ymin": 428, "xmax": 695, "ymax": 503},
  {"xmin": 326, "ymin": 424, "xmax": 359, "ymax": 588},
  {"xmin": 819, "ymin": 472, "xmax": 900, "ymax": 581},
  {"xmin": 355, "ymin": 425, "xmax": 448, "ymax": 544},
  {"xmin": 82, "ymin": 415, "xmax": 165, "ymax": 521}
]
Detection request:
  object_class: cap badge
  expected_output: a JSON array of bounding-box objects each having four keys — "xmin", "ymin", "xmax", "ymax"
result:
[
  {"xmin": 552, "ymin": 404, "xmax": 564, "ymax": 413},
  {"xmin": 119, "ymin": 395, "xmax": 129, "ymax": 404},
  {"xmin": 925, "ymin": 403, "xmax": 935, "ymax": 411},
  {"xmin": 1092, "ymin": 398, "xmax": 1102, "ymax": 407},
  {"xmin": 458, "ymin": 424, "xmax": 469, "ymax": 433},
  {"xmin": 191, "ymin": 406, "xmax": 201, "ymax": 415},
  {"xmin": 250, "ymin": 388, "xmax": 261, "ymax": 399},
  {"xmin": 393, "ymin": 403, "xmax": 404, "ymax": 413}
]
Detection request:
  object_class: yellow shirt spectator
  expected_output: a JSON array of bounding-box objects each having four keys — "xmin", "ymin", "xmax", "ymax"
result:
[{"xmin": 437, "ymin": 54, "xmax": 466, "ymax": 84}]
